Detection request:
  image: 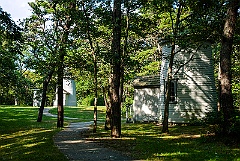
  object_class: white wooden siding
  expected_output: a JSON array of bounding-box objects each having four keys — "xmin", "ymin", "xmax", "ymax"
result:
[
  {"xmin": 133, "ymin": 88, "xmax": 160, "ymax": 121},
  {"xmin": 53, "ymin": 79, "xmax": 77, "ymax": 107},
  {"xmin": 159, "ymin": 43, "xmax": 217, "ymax": 123}
]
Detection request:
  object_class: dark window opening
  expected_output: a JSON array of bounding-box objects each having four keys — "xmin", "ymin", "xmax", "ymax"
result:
[
  {"xmin": 170, "ymin": 82, "xmax": 175, "ymax": 102},
  {"xmin": 165, "ymin": 79, "xmax": 178, "ymax": 104}
]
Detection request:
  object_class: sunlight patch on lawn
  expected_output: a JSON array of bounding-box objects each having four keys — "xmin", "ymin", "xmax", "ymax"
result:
[
  {"xmin": 0, "ymin": 106, "xmax": 39, "ymax": 109},
  {"xmin": 155, "ymin": 151, "xmax": 189, "ymax": 157},
  {"xmin": 1, "ymin": 129, "xmax": 53, "ymax": 139},
  {"xmin": 0, "ymin": 106, "xmax": 68, "ymax": 161},
  {"xmin": 0, "ymin": 142, "xmax": 15, "ymax": 148},
  {"xmin": 161, "ymin": 134, "xmax": 201, "ymax": 139},
  {"xmin": 23, "ymin": 141, "xmax": 45, "ymax": 148}
]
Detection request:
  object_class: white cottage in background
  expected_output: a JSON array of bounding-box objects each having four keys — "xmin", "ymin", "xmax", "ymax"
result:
[
  {"xmin": 132, "ymin": 75, "xmax": 160, "ymax": 121},
  {"xmin": 133, "ymin": 43, "xmax": 217, "ymax": 123},
  {"xmin": 53, "ymin": 79, "xmax": 77, "ymax": 106},
  {"xmin": 33, "ymin": 89, "xmax": 41, "ymax": 107}
]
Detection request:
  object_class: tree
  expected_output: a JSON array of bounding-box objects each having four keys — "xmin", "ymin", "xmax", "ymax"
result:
[
  {"xmin": 109, "ymin": 0, "xmax": 122, "ymax": 138},
  {"xmin": 80, "ymin": 0, "xmax": 100, "ymax": 133},
  {"xmin": 65, "ymin": 0, "xmax": 114, "ymax": 132},
  {"xmin": 37, "ymin": 70, "xmax": 54, "ymax": 122},
  {"xmin": 219, "ymin": 0, "xmax": 239, "ymax": 135},
  {"xmin": 53, "ymin": 0, "xmax": 76, "ymax": 128},
  {"xmin": 24, "ymin": 0, "xmax": 77, "ymax": 126},
  {"xmin": 24, "ymin": 1, "xmax": 59, "ymax": 121},
  {"xmin": 0, "ymin": 7, "xmax": 23, "ymax": 105},
  {"xmin": 141, "ymin": 0, "xmax": 190, "ymax": 133}
]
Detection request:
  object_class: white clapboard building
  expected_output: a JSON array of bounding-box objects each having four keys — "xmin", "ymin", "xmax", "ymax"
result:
[
  {"xmin": 53, "ymin": 79, "xmax": 77, "ymax": 107},
  {"xmin": 133, "ymin": 43, "xmax": 217, "ymax": 123}
]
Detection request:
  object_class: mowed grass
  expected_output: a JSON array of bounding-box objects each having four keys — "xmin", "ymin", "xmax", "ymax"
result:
[
  {"xmin": 48, "ymin": 106, "xmax": 240, "ymax": 160},
  {"xmin": 49, "ymin": 106, "xmax": 240, "ymax": 160},
  {"xmin": 87, "ymin": 123, "xmax": 240, "ymax": 160},
  {"xmin": 48, "ymin": 106, "xmax": 106, "ymax": 122},
  {"xmin": 0, "ymin": 105, "xmax": 106, "ymax": 161},
  {"xmin": 0, "ymin": 106, "xmax": 68, "ymax": 161},
  {"xmin": 1, "ymin": 106, "xmax": 240, "ymax": 161}
]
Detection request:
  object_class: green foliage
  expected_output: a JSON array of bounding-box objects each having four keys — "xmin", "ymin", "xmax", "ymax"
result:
[
  {"xmin": 232, "ymin": 46, "xmax": 240, "ymax": 108},
  {"xmin": 20, "ymin": 0, "xmax": 162, "ymax": 109},
  {"xmin": 0, "ymin": 7, "xmax": 32, "ymax": 105},
  {"xmin": 78, "ymin": 95, "xmax": 104, "ymax": 106},
  {"xmin": 131, "ymin": 47, "xmax": 160, "ymax": 76},
  {"xmin": 96, "ymin": 97, "xmax": 105, "ymax": 106},
  {"xmin": 79, "ymin": 95, "xmax": 94, "ymax": 106},
  {"xmin": 122, "ymin": 96, "xmax": 133, "ymax": 118},
  {"xmin": 229, "ymin": 115, "xmax": 240, "ymax": 137},
  {"xmin": 201, "ymin": 110, "xmax": 240, "ymax": 138}
]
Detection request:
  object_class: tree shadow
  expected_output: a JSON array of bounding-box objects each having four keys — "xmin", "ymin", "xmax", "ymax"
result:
[
  {"xmin": 0, "ymin": 107, "xmax": 67, "ymax": 161},
  {"xmin": 88, "ymin": 123, "xmax": 240, "ymax": 161}
]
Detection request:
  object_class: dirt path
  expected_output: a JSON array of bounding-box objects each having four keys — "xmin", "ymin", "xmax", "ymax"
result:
[{"xmin": 43, "ymin": 108, "xmax": 133, "ymax": 161}]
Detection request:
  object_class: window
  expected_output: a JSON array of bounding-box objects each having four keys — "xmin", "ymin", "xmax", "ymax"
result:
[{"xmin": 165, "ymin": 79, "xmax": 178, "ymax": 104}]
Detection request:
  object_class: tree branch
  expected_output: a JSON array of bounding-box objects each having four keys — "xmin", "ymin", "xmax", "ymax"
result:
[{"xmin": 173, "ymin": 44, "xmax": 202, "ymax": 76}]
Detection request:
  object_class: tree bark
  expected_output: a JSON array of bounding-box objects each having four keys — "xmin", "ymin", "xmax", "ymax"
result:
[
  {"xmin": 56, "ymin": 0, "xmax": 75, "ymax": 128},
  {"xmin": 57, "ymin": 55, "xmax": 64, "ymax": 128},
  {"xmin": 162, "ymin": 3, "xmax": 182, "ymax": 133},
  {"xmin": 110, "ymin": 0, "xmax": 122, "ymax": 138},
  {"xmin": 219, "ymin": 0, "xmax": 239, "ymax": 135},
  {"xmin": 103, "ymin": 86, "xmax": 111, "ymax": 130},
  {"xmin": 37, "ymin": 69, "xmax": 54, "ymax": 122},
  {"xmin": 81, "ymin": 1, "xmax": 98, "ymax": 133},
  {"xmin": 93, "ymin": 53, "xmax": 98, "ymax": 133},
  {"xmin": 162, "ymin": 43, "xmax": 175, "ymax": 133}
]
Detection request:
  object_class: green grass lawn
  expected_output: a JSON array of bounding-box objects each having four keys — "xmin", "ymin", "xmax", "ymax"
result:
[
  {"xmin": 49, "ymin": 106, "xmax": 240, "ymax": 160},
  {"xmin": 87, "ymin": 123, "xmax": 240, "ymax": 161},
  {"xmin": 0, "ymin": 106, "xmax": 68, "ymax": 161},
  {"xmin": 50, "ymin": 106, "xmax": 240, "ymax": 161},
  {"xmin": 1, "ymin": 106, "xmax": 240, "ymax": 161},
  {"xmin": 0, "ymin": 105, "xmax": 106, "ymax": 161},
  {"xmin": 48, "ymin": 106, "xmax": 106, "ymax": 122}
]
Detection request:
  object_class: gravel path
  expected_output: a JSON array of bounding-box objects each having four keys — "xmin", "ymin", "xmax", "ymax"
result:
[{"xmin": 43, "ymin": 108, "xmax": 134, "ymax": 161}]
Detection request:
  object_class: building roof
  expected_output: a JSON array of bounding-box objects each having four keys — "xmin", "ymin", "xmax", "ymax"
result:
[{"xmin": 132, "ymin": 75, "xmax": 160, "ymax": 88}]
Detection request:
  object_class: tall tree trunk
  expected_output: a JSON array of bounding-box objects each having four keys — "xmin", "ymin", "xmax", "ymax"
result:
[
  {"xmin": 219, "ymin": 0, "xmax": 239, "ymax": 135},
  {"xmin": 162, "ymin": 3, "xmax": 182, "ymax": 133},
  {"xmin": 119, "ymin": 0, "xmax": 130, "ymax": 106},
  {"xmin": 110, "ymin": 0, "xmax": 122, "ymax": 138},
  {"xmin": 162, "ymin": 43, "xmax": 175, "ymax": 133},
  {"xmin": 56, "ymin": 0, "xmax": 75, "ymax": 128},
  {"xmin": 57, "ymin": 55, "xmax": 64, "ymax": 128},
  {"xmin": 37, "ymin": 69, "xmax": 54, "ymax": 122},
  {"xmin": 81, "ymin": 1, "xmax": 98, "ymax": 132},
  {"xmin": 93, "ymin": 53, "xmax": 98, "ymax": 133}
]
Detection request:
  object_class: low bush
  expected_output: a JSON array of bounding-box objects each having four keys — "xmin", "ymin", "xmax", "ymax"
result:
[
  {"xmin": 202, "ymin": 110, "xmax": 240, "ymax": 138},
  {"xmin": 78, "ymin": 95, "xmax": 105, "ymax": 106}
]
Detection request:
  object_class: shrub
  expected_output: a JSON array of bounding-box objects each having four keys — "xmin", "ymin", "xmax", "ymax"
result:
[
  {"xmin": 202, "ymin": 110, "xmax": 240, "ymax": 137},
  {"xmin": 78, "ymin": 95, "xmax": 105, "ymax": 106},
  {"xmin": 122, "ymin": 96, "xmax": 133, "ymax": 118}
]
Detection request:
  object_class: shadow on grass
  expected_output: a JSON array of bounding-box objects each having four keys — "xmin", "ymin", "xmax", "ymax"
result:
[
  {"xmin": 87, "ymin": 123, "xmax": 240, "ymax": 161},
  {"xmin": 0, "ymin": 107, "xmax": 67, "ymax": 161}
]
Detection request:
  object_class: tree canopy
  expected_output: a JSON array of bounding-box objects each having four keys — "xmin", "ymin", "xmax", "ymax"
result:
[{"xmin": 0, "ymin": 0, "xmax": 239, "ymax": 137}]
